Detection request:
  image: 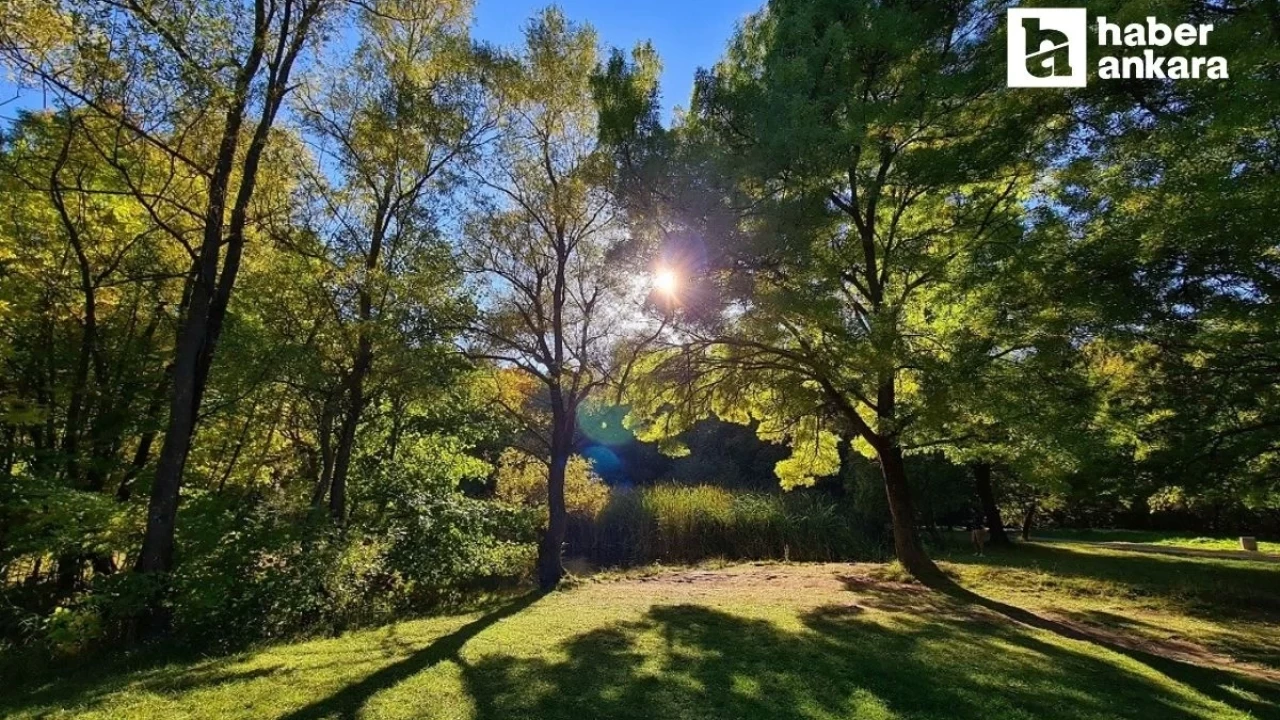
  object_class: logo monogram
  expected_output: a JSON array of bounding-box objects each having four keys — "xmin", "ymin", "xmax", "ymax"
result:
[{"xmin": 1007, "ymin": 8, "xmax": 1087, "ymax": 87}]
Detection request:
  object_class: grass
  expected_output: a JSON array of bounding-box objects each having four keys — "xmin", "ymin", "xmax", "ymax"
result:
[
  {"xmin": 580, "ymin": 484, "xmax": 882, "ymax": 566},
  {"xmin": 3, "ymin": 540, "xmax": 1279, "ymax": 720},
  {"xmin": 1036, "ymin": 528, "xmax": 1280, "ymax": 554}
]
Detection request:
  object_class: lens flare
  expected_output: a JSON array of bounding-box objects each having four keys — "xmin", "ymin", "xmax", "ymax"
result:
[{"xmin": 653, "ymin": 267, "xmax": 679, "ymax": 296}]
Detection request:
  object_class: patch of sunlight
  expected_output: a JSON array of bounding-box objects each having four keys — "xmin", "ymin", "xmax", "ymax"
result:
[
  {"xmin": 835, "ymin": 688, "xmax": 897, "ymax": 720},
  {"xmin": 359, "ymin": 660, "xmax": 475, "ymax": 720},
  {"xmin": 1218, "ymin": 684, "xmax": 1265, "ymax": 704},
  {"xmin": 730, "ymin": 673, "xmax": 761, "ymax": 698}
]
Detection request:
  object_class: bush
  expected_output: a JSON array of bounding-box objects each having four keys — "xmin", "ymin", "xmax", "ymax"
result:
[
  {"xmin": 577, "ymin": 485, "xmax": 885, "ymax": 567},
  {"xmin": 165, "ymin": 490, "xmax": 538, "ymax": 651},
  {"xmin": 494, "ymin": 449, "xmax": 610, "ymax": 518}
]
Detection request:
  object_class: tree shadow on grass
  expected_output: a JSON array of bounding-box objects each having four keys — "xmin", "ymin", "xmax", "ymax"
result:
[
  {"xmin": 0, "ymin": 648, "xmax": 290, "ymax": 715},
  {"xmin": 0, "ymin": 592, "xmax": 542, "ymax": 720},
  {"xmin": 938, "ymin": 541, "xmax": 1280, "ymax": 617},
  {"xmin": 461, "ymin": 600, "xmax": 1275, "ymax": 720},
  {"xmin": 275, "ymin": 592, "xmax": 541, "ymax": 720},
  {"xmin": 907, "ymin": 572, "xmax": 1280, "ymax": 720}
]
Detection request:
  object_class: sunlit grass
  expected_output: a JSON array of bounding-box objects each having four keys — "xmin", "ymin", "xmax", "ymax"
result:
[
  {"xmin": 1036, "ymin": 528, "xmax": 1280, "ymax": 554},
  {"xmin": 4, "ymin": 545, "xmax": 1278, "ymax": 720}
]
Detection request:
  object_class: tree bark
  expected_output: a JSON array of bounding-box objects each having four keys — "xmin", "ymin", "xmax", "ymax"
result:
[
  {"xmin": 329, "ymin": 332, "xmax": 372, "ymax": 524},
  {"xmin": 872, "ymin": 372, "xmax": 940, "ymax": 581},
  {"xmin": 537, "ymin": 436, "xmax": 570, "ymax": 590},
  {"xmin": 329, "ymin": 188, "xmax": 388, "ymax": 523},
  {"xmin": 136, "ymin": 287, "xmax": 209, "ymax": 577},
  {"xmin": 135, "ymin": 26, "xmax": 266, "ymax": 582},
  {"xmin": 878, "ymin": 443, "xmax": 939, "ymax": 580},
  {"xmin": 971, "ymin": 462, "xmax": 1011, "ymax": 546},
  {"xmin": 1021, "ymin": 501, "xmax": 1037, "ymax": 541},
  {"xmin": 310, "ymin": 390, "xmax": 338, "ymax": 508},
  {"xmin": 134, "ymin": 0, "xmax": 321, "ymax": 594}
]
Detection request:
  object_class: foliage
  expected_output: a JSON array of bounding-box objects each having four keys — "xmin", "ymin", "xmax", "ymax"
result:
[
  {"xmin": 493, "ymin": 449, "xmax": 610, "ymax": 520},
  {"xmin": 582, "ymin": 485, "xmax": 884, "ymax": 566},
  {"xmin": 166, "ymin": 490, "xmax": 534, "ymax": 651},
  {"xmin": 0, "ymin": 0, "xmax": 1274, "ymax": 670}
]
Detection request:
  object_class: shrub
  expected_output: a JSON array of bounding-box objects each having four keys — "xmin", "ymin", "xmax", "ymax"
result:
[
  {"xmin": 580, "ymin": 485, "xmax": 885, "ymax": 567},
  {"xmin": 166, "ymin": 490, "xmax": 538, "ymax": 650},
  {"xmin": 494, "ymin": 448, "xmax": 610, "ymax": 518}
]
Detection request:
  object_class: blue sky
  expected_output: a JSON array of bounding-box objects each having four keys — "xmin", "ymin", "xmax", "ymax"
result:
[
  {"xmin": 473, "ymin": 0, "xmax": 758, "ymax": 118},
  {"xmin": 1, "ymin": 0, "xmax": 758, "ymax": 125}
]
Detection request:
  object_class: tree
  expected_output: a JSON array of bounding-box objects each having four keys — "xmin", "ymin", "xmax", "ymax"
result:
[
  {"xmin": 1, "ymin": 0, "xmax": 337, "ymax": 629},
  {"xmin": 462, "ymin": 8, "xmax": 641, "ymax": 588},
  {"xmin": 621, "ymin": 0, "xmax": 1061, "ymax": 578},
  {"xmin": 294, "ymin": 0, "xmax": 485, "ymax": 523},
  {"xmin": 1024, "ymin": 0, "xmax": 1280, "ymax": 525}
]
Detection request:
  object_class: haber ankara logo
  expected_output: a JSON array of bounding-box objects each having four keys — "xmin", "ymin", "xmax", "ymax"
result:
[{"xmin": 1007, "ymin": 8, "xmax": 1087, "ymax": 87}]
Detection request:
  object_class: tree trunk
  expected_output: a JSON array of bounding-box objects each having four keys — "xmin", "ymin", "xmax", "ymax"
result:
[
  {"xmin": 1021, "ymin": 501, "xmax": 1037, "ymax": 541},
  {"xmin": 310, "ymin": 391, "xmax": 338, "ymax": 508},
  {"xmin": 136, "ymin": 282, "xmax": 210, "ymax": 578},
  {"xmin": 133, "ymin": 0, "xmax": 321, "ymax": 593},
  {"xmin": 971, "ymin": 462, "xmax": 1011, "ymax": 546},
  {"xmin": 328, "ymin": 402, "xmax": 357, "ymax": 524},
  {"xmin": 329, "ymin": 342, "xmax": 371, "ymax": 524},
  {"xmin": 329, "ymin": 186, "xmax": 387, "ymax": 523},
  {"xmin": 134, "ymin": 38, "xmax": 262, "ymax": 590},
  {"xmin": 878, "ymin": 443, "xmax": 940, "ymax": 580},
  {"xmin": 538, "ymin": 441, "xmax": 570, "ymax": 590},
  {"xmin": 117, "ymin": 367, "xmax": 171, "ymax": 502},
  {"xmin": 51, "ymin": 127, "xmax": 103, "ymax": 489},
  {"xmin": 868, "ymin": 370, "xmax": 939, "ymax": 581}
]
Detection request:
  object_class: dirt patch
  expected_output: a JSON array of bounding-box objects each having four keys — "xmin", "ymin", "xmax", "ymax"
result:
[{"xmin": 628, "ymin": 563, "xmax": 856, "ymax": 592}]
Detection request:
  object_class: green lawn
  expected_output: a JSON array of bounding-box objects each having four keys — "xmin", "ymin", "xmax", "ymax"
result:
[
  {"xmin": 1036, "ymin": 528, "xmax": 1280, "ymax": 554},
  {"xmin": 4, "ymin": 542, "xmax": 1279, "ymax": 720}
]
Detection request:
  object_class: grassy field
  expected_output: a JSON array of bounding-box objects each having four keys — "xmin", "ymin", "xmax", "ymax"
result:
[
  {"xmin": 1036, "ymin": 528, "xmax": 1280, "ymax": 554},
  {"xmin": 3, "ymin": 541, "xmax": 1278, "ymax": 720}
]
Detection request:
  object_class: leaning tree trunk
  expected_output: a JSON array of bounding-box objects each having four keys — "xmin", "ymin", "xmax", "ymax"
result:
[
  {"xmin": 869, "ymin": 371, "xmax": 940, "ymax": 581},
  {"xmin": 136, "ymin": 283, "xmax": 211, "ymax": 579},
  {"xmin": 971, "ymin": 462, "xmax": 1011, "ymax": 546},
  {"xmin": 537, "ymin": 434, "xmax": 570, "ymax": 590},
  {"xmin": 878, "ymin": 443, "xmax": 941, "ymax": 580},
  {"xmin": 1021, "ymin": 501, "xmax": 1037, "ymax": 541},
  {"xmin": 328, "ymin": 387, "xmax": 361, "ymax": 525}
]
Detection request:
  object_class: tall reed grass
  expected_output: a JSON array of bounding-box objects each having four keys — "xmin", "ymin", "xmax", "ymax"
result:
[{"xmin": 568, "ymin": 485, "xmax": 885, "ymax": 567}]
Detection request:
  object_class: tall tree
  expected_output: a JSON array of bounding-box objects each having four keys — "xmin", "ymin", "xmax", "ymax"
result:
[
  {"xmin": 1041, "ymin": 0, "xmax": 1280, "ymax": 521},
  {"xmin": 622, "ymin": 0, "xmax": 1063, "ymax": 578},
  {"xmin": 0, "ymin": 0, "xmax": 335, "ymax": 622},
  {"xmin": 462, "ymin": 8, "xmax": 637, "ymax": 588},
  {"xmin": 295, "ymin": 0, "xmax": 486, "ymax": 522}
]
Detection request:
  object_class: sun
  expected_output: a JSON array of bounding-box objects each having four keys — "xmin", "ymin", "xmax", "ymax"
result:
[{"xmin": 653, "ymin": 267, "xmax": 679, "ymax": 296}]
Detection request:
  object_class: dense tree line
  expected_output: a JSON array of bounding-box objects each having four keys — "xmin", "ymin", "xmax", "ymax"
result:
[{"xmin": 0, "ymin": 0, "xmax": 1275, "ymax": 651}]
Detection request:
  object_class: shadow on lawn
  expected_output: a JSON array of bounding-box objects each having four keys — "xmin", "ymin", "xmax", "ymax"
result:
[
  {"xmin": 6, "ymin": 547, "xmax": 1278, "ymax": 720},
  {"xmin": 927, "ymin": 576, "xmax": 1280, "ymax": 719},
  {"xmin": 276, "ymin": 592, "xmax": 542, "ymax": 720},
  {"xmin": 940, "ymin": 541, "xmax": 1280, "ymax": 617},
  {"xmin": 461, "ymin": 601, "xmax": 1276, "ymax": 720},
  {"xmin": 0, "ymin": 592, "xmax": 542, "ymax": 720}
]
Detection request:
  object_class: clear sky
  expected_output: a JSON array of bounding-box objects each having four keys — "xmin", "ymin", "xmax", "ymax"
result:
[
  {"xmin": 0, "ymin": 0, "xmax": 758, "ymax": 126},
  {"xmin": 472, "ymin": 0, "xmax": 758, "ymax": 118}
]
